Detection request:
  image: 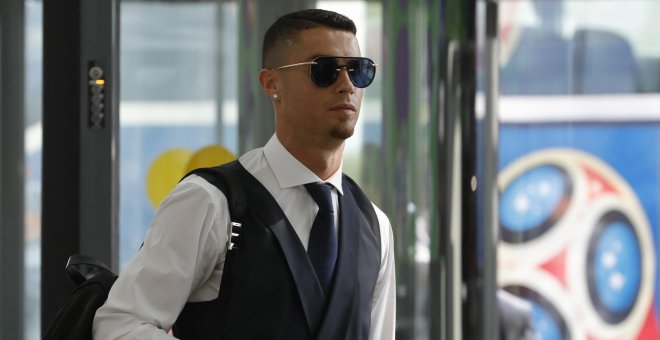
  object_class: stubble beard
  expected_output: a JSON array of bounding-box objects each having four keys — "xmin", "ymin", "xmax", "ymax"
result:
[
  {"xmin": 330, "ymin": 126, "xmax": 354, "ymax": 140},
  {"xmin": 329, "ymin": 118, "xmax": 357, "ymax": 140}
]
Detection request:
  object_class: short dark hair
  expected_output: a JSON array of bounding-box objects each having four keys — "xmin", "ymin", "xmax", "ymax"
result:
[{"xmin": 262, "ymin": 9, "xmax": 357, "ymax": 68}]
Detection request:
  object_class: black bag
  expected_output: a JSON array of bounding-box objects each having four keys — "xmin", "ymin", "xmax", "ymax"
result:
[
  {"xmin": 43, "ymin": 163, "xmax": 245, "ymax": 340},
  {"xmin": 42, "ymin": 255, "xmax": 118, "ymax": 340}
]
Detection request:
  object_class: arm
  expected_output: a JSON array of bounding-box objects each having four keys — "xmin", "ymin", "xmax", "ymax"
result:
[
  {"xmin": 369, "ymin": 206, "xmax": 396, "ymax": 340},
  {"xmin": 93, "ymin": 176, "xmax": 230, "ymax": 339}
]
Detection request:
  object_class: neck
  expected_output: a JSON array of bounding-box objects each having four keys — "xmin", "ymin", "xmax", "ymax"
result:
[{"xmin": 277, "ymin": 132, "xmax": 344, "ymax": 180}]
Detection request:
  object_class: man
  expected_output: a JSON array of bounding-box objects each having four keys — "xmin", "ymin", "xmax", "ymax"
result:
[{"xmin": 93, "ymin": 8, "xmax": 395, "ymax": 340}]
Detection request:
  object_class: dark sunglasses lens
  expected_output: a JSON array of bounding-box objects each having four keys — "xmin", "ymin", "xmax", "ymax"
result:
[
  {"xmin": 349, "ymin": 58, "xmax": 376, "ymax": 88},
  {"xmin": 311, "ymin": 59, "xmax": 339, "ymax": 87},
  {"xmin": 310, "ymin": 57, "xmax": 376, "ymax": 88}
]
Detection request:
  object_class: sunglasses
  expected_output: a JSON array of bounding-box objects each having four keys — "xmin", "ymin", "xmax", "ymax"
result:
[{"xmin": 272, "ymin": 56, "xmax": 377, "ymax": 88}]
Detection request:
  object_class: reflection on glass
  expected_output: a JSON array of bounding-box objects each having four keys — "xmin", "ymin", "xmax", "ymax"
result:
[
  {"xmin": 499, "ymin": 0, "xmax": 660, "ymax": 95},
  {"xmin": 315, "ymin": 1, "xmax": 442, "ymax": 339},
  {"xmin": 316, "ymin": 0, "xmax": 383, "ymax": 197},
  {"xmin": 25, "ymin": 1, "xmax": 43, "ymax": 339},
  {"xmin": 119, "ymin": 1, "xmax": 237, "ymax": 269},
  {"xmin": 497, "ymin": 1, "xmax": 660, "ymax": 338}
]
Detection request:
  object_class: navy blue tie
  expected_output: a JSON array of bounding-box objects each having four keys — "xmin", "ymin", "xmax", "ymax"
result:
[{"xmin": 304, "ymin": 182, "xmax": 338, "ymax": 295}]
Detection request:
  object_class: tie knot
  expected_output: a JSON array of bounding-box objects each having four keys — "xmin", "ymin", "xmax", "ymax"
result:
[{"xmin": 304, "ymin": 182, "xmax": 334, "ymax": 213}]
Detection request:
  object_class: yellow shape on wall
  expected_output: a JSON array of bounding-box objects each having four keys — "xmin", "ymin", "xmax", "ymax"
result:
[
  {"xmin": 146, "ymin": 145, "xmax": 236, "ymax": 210},
  {"xmin": 145, "ymin": 148, "xmax": 193, "ymax": 209},
  {"xmin": 185, "ymin": 144, "xmax": 236, "ymax": 173}
]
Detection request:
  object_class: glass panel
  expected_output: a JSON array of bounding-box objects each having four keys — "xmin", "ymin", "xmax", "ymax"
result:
[
  {"xmin": 119, "ymin": 0, "xmax": 238, "ymax": 269},
  {"xmin": 497, "ymin": 0, "xmax": 660, "ymax": 338},
  {"xmin": 316, "ymin": 1, "xmax": 443, "ymax": 338},
  {"xmin": 315, "ymin": 1, "xmax": 383, "ymax": 204},
  {"xmin": 25, "ymin": 0, "xmax": 43, "ymax": 338}
]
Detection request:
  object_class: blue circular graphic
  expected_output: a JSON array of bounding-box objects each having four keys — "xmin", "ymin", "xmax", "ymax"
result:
[
  {"xmin": 531, "ymin": 301, "xmax": 563, "ymax": 340},
  {"xmin": 500, "ymin": 164, "xmax": 571, "ymax": 242},
  {"xmin": 505, "ymin": 285, "xmax": 569, "ymax": 340},
  {"xmin": 588, "ymin": 211, "xmax": 641, "ymax": 323}
]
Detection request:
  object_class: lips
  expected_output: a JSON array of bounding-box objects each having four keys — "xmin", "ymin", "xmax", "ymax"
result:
[{"xmin": 330, "ymin": 103, "xmax": 356, "ymax": 112}]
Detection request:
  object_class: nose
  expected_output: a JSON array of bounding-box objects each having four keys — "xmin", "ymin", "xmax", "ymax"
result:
[{"xmin": 334, "ymin": 66, "xmax": 355, "ymax": 93}]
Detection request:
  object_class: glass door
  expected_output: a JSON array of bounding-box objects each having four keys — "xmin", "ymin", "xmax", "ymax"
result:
[{"xmin": 118, "ymin": 0, "xmax": 238, "ymax": 268}]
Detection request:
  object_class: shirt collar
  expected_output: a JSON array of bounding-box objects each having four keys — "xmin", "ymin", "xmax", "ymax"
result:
[{"xmin": 264, "ymin": 134, "xmax": 344, "ymax": 195}]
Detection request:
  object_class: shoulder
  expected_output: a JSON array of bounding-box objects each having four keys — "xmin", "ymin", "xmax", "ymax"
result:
[
  {"xmin": 370, "ymin": 203, "xmax": 391, "ymax": 230},
  {"xmin": 163, "ymin": 173, "xmax": 229, "ymax": 217},
  {"xmin": 178, "ymin": 174, "xmax": 226, "ymax": 198}
]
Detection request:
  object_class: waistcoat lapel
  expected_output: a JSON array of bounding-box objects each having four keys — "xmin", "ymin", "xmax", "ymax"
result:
[{"xmin": 239, "ymin": 168, "xmax": 326, "ymax": 335}]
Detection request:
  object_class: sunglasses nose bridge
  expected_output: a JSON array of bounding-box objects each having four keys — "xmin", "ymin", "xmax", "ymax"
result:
[
  {"xmin": 334, "ymin": 64, "xmax": 355, "ymax": 72},
  {"xmin": 333, "ymin": 66, "xmax": 357, "ymax": 90}
]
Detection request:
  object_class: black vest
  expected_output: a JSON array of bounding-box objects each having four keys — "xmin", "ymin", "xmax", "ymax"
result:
[{"xmin": 173, "ymin": 161, "xmax": 381, "ymax": 340}]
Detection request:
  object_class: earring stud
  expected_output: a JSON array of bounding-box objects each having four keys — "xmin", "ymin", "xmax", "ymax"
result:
[{"xmin": 272, "ymin": 93, "xmax": 278, "ymax": 99}]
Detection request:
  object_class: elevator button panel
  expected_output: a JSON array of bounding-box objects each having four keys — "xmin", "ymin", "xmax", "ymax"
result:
[{"xmin": 88, "ymin": 62, "xmax": 105, "ymax": 128}]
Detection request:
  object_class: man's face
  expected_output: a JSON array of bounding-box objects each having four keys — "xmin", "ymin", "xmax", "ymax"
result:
[{"xmin": 273, "ymin": 27, "xmax": 364, "ymax": 148}]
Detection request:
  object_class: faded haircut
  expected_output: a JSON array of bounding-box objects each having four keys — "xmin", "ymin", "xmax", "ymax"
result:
[{"xmin": 262, "ymin": 9, "xmax": 357, "ymax": 68}]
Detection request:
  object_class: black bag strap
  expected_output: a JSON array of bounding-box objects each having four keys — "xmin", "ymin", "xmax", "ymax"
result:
[{"xmin": 182, "ymin": 160, "xmax": 246, "ymax": 222}]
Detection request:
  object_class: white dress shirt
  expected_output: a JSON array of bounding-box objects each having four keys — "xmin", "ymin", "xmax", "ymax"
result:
[{"xmin": 93, "ymin": 134, "xmax": 396, "ymax": 339}]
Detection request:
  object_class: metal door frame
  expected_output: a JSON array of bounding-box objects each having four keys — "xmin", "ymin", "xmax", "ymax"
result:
[{"xmin": 42, "ymin": 0, "xmax": 119, "ymax": 331}]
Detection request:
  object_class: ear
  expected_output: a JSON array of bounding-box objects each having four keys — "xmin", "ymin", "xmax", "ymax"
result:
[{"xmin": 259, "ymin": 68, "xmax": 278, "ymax": 99}]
